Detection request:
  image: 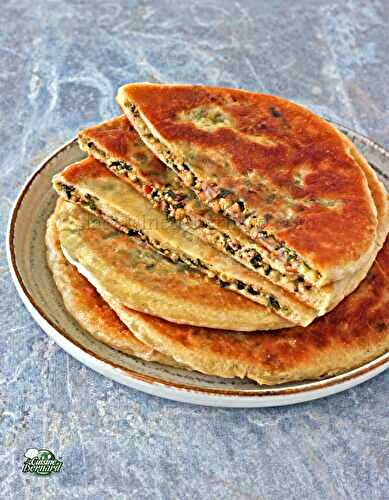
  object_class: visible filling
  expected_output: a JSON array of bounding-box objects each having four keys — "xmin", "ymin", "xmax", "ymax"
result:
[
  {"xmin": 80, "ymin": 139, "xmax": 314, "ymax": 295},
  {"xmin": 56, "ymin": 182, "xmax": 292, "ymax": 317},
  {"xmin": 126, "ymin": 102, "xmax": 321, "ymax": 283}
]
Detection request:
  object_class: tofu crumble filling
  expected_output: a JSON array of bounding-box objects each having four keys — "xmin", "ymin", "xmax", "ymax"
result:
[
  {"xmin": 125, "ymin": 102, "xmax": 321, "ymax": 285},
  {"xmin": 56, "ymin": 181, "xmax": 297, "ymax": 318}
]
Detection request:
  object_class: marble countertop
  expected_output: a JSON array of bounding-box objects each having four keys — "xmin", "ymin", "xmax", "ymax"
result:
[{"xmin": 1, "ymin": 0, "xmax": 388, "ymax": 498}]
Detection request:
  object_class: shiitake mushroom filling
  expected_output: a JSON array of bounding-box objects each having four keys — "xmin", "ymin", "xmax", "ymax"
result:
[
  {"xmin": 126, "ymin": 102, "xmax": 321, "ymax": 283},
  {"xmin": 56, "ymin": 183, "xmax": 290, "ymax": 315},
  {"xmin": 79, "ymin": 138, "xmax": 313, "ymax": 294}
]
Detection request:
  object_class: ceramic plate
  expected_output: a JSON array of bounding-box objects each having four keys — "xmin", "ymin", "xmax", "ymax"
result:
[{"xmin": 7, "ymin": 122, "xmax": 389, "ymax": 407}]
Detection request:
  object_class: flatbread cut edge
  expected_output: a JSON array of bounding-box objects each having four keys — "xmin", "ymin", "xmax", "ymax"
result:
[
  {"xmin": 117, "ymin": 82, "xmax": 383, "ymax": 286},
  {"xmin": 77, "ymin": 115, "xmax": 322, "ymax": 303},
  {"xmin": 106, "ymin": 239, "xmax": 389, "ymax": 385},
  {"xmin": 46, "ymin": 201, "xmax": 180, "ymax": 368},
  {"xmin": 53, "ymin": 159, "xmax": 315, "ymax": 326},
  {"xmin": 53, "ymin": 149, "xmax": 387, "ymax": 323}
]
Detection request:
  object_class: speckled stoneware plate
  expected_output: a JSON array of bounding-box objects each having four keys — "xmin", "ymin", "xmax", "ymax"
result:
[{"xmin": 7, "ymin": 122, "xmax": 389, "ymax": 407}]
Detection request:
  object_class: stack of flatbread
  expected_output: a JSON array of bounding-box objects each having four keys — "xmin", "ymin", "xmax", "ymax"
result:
[{"xmin": 47, "ymin": 83, "xmax": 389, "ymax": 385}]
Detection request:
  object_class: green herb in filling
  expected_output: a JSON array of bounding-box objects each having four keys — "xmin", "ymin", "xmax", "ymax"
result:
[
  {"xmin": 213, "ymin": 112, "xmax": 225, "ymax": 124},
  {"xmin": 236, "ymin": 200, "xmax": 245, "ymax": 211},
  {"xmin": 64, "ymin": 185, "xmax": 75, "ymax": 200},
  {"xmin": 285, "ymin": 248, "xmax": 297, "ymax": 261},
  {"xmin": 192, "ymin": 108, "xmax": 205, "ymax": 121},
  {"xmin": 218, "ymin": 279, "xmax": 229, "ymax": 288},
  {"xmin": 250, "ymin": 254, "xmax": 263, "ymax": 268},
  {"xmin": 84, "ymin": 194, "xmax": 97, "ymax": 211},
  {"xmin": 217, "ymin": 188, "xmax": 233, "ymax": 198},
  {"xmin": 225, "ymin": 243, "xmax": 236, "ymax": 255},
  {"xmin": 268, "ymin": 296, "xmax": 280, "ymax": 309},
  {"xmin": 293, "ymin": 174, "xmax": 303, "ymax": 187},
  {"xmin": 129, "ymin": 102, "xmax": 321, "ymax": 282}
]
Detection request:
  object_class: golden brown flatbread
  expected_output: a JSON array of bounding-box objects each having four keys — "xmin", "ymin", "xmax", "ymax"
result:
[
  {"xmin": 107, "ymin": 239, "xmax": 389, "ymax": 385},
  {"xmin": 53, "ymin": 154, "xmax": 387, "ymax": 326},
  {"xmin": 45, "ymin": 204, "xmax": 179, "ymax": 366},
  {"xmin": 47, "ymin": 202, "xmax": 389, "ymax": 386},
  {"xmin": 117, "ymin": 83, "xmax": 387, "ymax": 287}
]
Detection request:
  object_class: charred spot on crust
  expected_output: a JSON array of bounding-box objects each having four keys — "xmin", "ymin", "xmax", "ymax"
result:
[
  {"xmin": 87, "ymin": 141, "xmax": 94, "ymax": 148},
  {"xmin": 375, "ymin": 321, "xmax": 386, "ymax": 332},
  {"xmin": 247, "ymin": 286, "xmax": 259, "ymax": 295},
  {"xmin": 265, "ymin": 194, "xmax": 276, "ymax": 204},
  {"xmin": 270, "ymin": 106, "xmax": 282, "ymax": 118},
  {"xmin": 263, "ymin": 213, "xmax": 273, "ymax": 224}
]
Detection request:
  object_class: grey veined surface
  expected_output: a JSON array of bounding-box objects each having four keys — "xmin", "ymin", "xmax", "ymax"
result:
[{"xmin": 2, "ymin": 0, "xmax": 389, "ymax": 499}]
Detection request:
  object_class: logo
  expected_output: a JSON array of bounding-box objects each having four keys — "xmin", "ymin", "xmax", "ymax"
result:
[{"xmin": 22, "ymin": 448, "xmax": 63, "ymax": 476}]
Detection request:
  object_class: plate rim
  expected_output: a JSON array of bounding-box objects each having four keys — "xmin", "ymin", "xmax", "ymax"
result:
[{"xmin": 6, "ymin": 127, "xmax": 389, "ymax": 405}]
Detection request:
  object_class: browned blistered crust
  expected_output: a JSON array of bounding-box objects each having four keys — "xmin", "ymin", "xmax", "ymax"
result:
[{"xmin": 117, "ymin": 83, "xmax": 385, "ymax": 285}]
